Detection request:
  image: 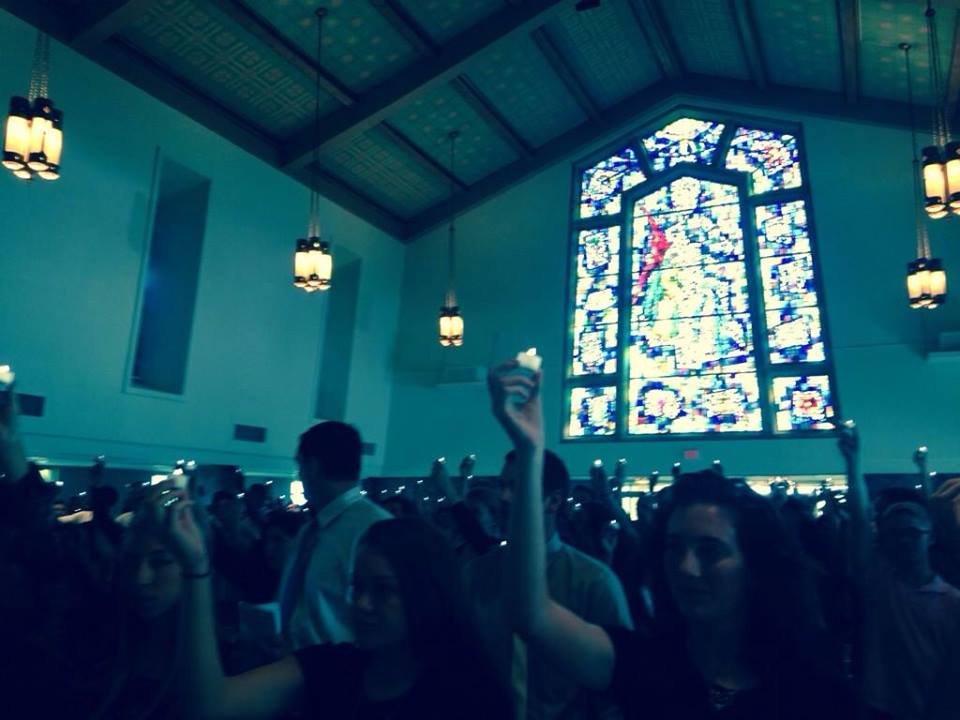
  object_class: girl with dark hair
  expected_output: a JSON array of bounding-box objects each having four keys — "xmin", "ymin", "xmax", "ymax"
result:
[
  {"xmin": 488, "ymin": 359, "xmax": 855, "ymax": 720},
  {"xmin": 167, "ymin": 498, "xmax": 511, "ymax": 720}
]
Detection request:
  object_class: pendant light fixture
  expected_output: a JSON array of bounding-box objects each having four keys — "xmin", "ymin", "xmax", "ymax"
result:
[
  {"xmin": 902, "ymin": 42, "xmax": 947, "ymax": 309},
  {"xmin": 3, "ymin": 32, "xmax": 63, "ymax": 181},
  {"xmin": 293, "ymin": 7, "xmax": 332, "ymax": 293},
  {"xmin": 439, "ymin": 130, "xmax": 464, "ymax": 347},
  {"xmin": 918, "ymin": 1, "xmax": 959, "ymax": 219}
]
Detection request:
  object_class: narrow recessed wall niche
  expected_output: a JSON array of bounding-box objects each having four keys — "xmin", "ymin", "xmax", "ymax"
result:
[
  {"xmin": 315, "ymin": 256, "xmax": 361, "ymax": 420},
  {"xmin": 130, "ymin": 157, "xmax": 211, "ymax": 395}
]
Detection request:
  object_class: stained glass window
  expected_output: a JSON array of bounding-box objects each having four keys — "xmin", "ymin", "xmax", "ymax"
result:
[
  {"xmin": 569, "ymin": 387, "xmax": 617, "ymax": 436},
  {"xmin": 566, "ymin": 113, "xmax": 836, "ymax": 438},
  {"xmin": 725, "ymin": 127, "xmax": 802, "ymax": 194},
  {"xmin": 772, "ymin": 376, "xmax": 836, "ymax": 431},
  {"xmin": 756, "ymin": 201, "xmax": 826, "ymax": 364},
  {"xmin": 643, "ymin": 118, "xmax": 726, "ymax": 172},
  {"xmin": 579, "ymin": 148, "xmax": 646, "ymax": 218}
]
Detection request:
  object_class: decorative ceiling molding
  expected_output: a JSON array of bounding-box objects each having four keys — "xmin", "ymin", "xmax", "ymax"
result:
[
  {"xmin": 369, "ymin": 0, "xmax": 439, "ymax": 57},
  {"xmin": 278, "ymin": 0, "xmax": 566, "ymax": 169}
]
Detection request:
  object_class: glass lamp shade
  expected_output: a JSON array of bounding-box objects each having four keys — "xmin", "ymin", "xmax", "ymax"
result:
[
  {"xmin": 3, "ymin": 96, "xmax": 30, "ymax": 170},
  {"xmin": 907, "ymin": 258, "xmax": 947, "ymax": 309},
  {"xmin": 922, "ymin": 146, "xmax": 948, "ymax": 217},
  {"xmin": 294, "ymin": 238, "xmax": 311, "ymax": 287},
  {"xmin": 439, "ymin": 305, "xmax": 463, "ymax": 347},
  {"xmin": 947, "ymin": 141, "xmax": 960, "ymax": 212},
  {"xmin": 37, "ymin": 109, "xmax": 62, "ymax": 180},
  {"xmin": 26, "ymin": 98, "xmax": 53, "ymax": 172},
  {"xmin": 306, "ymin": 237, "xmax": 332, "ymax": 291}
]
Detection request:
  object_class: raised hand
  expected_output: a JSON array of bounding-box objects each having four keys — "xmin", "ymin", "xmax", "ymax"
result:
[
  {"xmin": 837, "ymin": 421, "xmax": 859, "ymax": 469},
  {"xmin": 0, "ymin": 384, "xmax": 28, "ymax": 482},
  {"xmin": 429, "ymin": 457, "xmax": 458, "ymax": 503},
  {"xmin": 488, "ymin": 360, "xmax": 543, "ymax": 452},
  {"xmin": 148, "ymin": 483, "xmax": 208, "ymax": 574}
]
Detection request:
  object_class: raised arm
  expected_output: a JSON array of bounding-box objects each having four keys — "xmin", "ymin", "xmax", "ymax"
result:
[
  {"xmin": 0, "ymin": 385, "xmax": 29, "ymax": 484},
  {"xmin": 160, "ymin": 491, "xmax": 303, "ymax": 720},
  {"xmin": 838, "ymin": 421, "xmax": 871, "ymax": 585},
  {"xmin": 488, "ymin": 361, "xmax": 615, "ymax": 691}
]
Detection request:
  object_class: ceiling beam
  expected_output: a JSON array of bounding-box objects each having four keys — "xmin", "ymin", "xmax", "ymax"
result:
[
  {"xmin": 378, "ymin": 123, "xmax": 468, "ymax": 190},
  {"xmin": 404, "ymin": 74, "xmax": 921, "ymax": 240},
  {"xmin": 369, "ymin": 0, "xmax": 439, "ymax": 56},
  {"xmin": 530, "ymin": 26, "xmax": 601, "ymax": 119},
  {"xmin": 729, "ymin": 0, "xmax": 768, "ymax": 89},
  {"xmin": 836, "ymin": 0, "xmax": 861, "ymax": 103},
  {"xmin": 206, "ymin": 0, "xmax": 356, "ymax": 107},
  {"xmin": 626, "ymin": 0, "xmax": 684, "ymax": 80},
  {"xmin": 70, "ymin": 0, "xmax": 155, "ymax": 51},
  {"xmin": 279, "ymin": 0, "xmax": 566, "ymax": 169},
  {"xmin": 451, "ymin": 76, "xmax": 533, "ymax": 158}
]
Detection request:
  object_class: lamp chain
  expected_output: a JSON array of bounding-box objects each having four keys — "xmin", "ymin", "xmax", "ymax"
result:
[
  {"xmin": 926, "ymin": 1, "xmax": 950, "ymax": 146},
  {"xmin": 309, "ymin": 9, "xmax": 325, "ymax": 239},
  {"xmin": 28, "ymin": 32, "xmax": 49, "ymax": 101},
  {"xmin": 446, "ymin": 131, "xmax": 458, "ymax": 305},
  {"xmin": 905, "ymin": 43, "xmax": 933, "ymax": 258}
]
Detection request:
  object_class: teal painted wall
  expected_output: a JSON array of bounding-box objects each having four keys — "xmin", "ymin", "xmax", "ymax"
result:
[
  {"xmin": 0, "ymin": 11, "xmax": 404, "ymax": 476},
  {"xmin": 384, "ymin": 101, "xmax": 960, "ymax": 480}
]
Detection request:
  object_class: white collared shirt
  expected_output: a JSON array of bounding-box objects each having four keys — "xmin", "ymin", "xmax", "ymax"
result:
[{"xmin": 278, "ymin": 486, "xmax": 391, "ymax": 650}]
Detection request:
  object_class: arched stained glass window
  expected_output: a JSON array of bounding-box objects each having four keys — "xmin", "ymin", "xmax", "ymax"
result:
[{"xmin": 565, "ymin": 112, "xmax": 838, "ymax": 439}]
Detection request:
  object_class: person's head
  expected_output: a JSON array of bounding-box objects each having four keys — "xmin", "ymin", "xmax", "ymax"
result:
[
  {"xmin": 652, "ymin": 471, "xmax": 819, "ymax": 674},
  {"xmin": 349, "ymin": 518, "xmax": 474, "ymax": 665},
  {"xmin": 210, "ymin": 490, "xmax": 242, "ymax": 527},
  {"xmin": 262, "ymin": 510, "xmax": 308, "ymax": 572},
  {"xmin": 568, "ymin": 500, "xmax": 620, "ymax": 565},
  {"xmin": 121, "ymin": 504, "xmax": 184, "ymax": 620},
  {"xmin": 875, "ymin": 488, "xmax": 933, "ymax": 574},
  {"xmin": 500, "ymin": 449, "xmax": 570, "ymax": 537},
  {"xmin": 297, "ymin": 422, "xmax": 362, "ymax": 504}
]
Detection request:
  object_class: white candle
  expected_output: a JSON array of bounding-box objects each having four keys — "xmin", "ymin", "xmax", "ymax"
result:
[{"xmin": 515, "ymin": 347, "xmax": 542, "ymax": 372}]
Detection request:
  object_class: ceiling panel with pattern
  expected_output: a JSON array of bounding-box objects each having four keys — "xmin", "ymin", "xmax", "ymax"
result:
[
  {"xmin": 318, "ymin": 127, "xmax": 449, "ymax": 217},
  {"xmin": 124, "ymin": 0, "xmax": 328, "ymax": 137},
  {"xmin": 249, "ymin": 0, "xmax": 420, "ymax": 93},
  {"xmin": 860, "ymin": 0, "xmax": 957, "ymax": 104},
  {"xmin": 385, "ymin": 82, "xmax": 520, "ymax": 184},
  {"xmin": 753, "ymin": 0, "xmax": 843, "ymax": 92},
  {"xmin": 461, "ymin": 33, "xmax": 588, "ymax": 147},
  {"xmin": 395, "ymin": 0, "xmax": 506, "ymax": 45},
  {"xmin": 6, "ymin": 0, "xmax": 959, "ymax": 241},
  {"xmin": 545, "ymin": 0, "xmax": 662, "ymax": 107},
  {"xmin": 659, "ymin": 0, "xmax": 750, "ymax": 80}
]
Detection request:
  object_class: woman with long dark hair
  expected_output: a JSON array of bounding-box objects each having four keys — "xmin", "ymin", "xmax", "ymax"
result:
[
  {"xmin": 488, "ymin": 359, "xmax": 854, "ymax": 719},
  {"xmin": 166, "ymin": 496, "xmax": 510, "ymax": 719}
]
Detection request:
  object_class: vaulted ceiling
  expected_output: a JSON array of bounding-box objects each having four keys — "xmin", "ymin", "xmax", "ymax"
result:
[{"xmin": 4, "ymin": 0, "xmax": 960, "ymax": 241}]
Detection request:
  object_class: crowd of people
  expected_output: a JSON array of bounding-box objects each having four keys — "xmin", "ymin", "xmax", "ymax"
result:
[{"xmin": 1, "ymin": 362, "xmax": 958, "ymax": 719}]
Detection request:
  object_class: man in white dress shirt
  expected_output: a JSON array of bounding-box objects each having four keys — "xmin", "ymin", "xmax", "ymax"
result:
[{"xmin": 277, "ymin": 421, "xmax": 391, "ymax": 650}]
